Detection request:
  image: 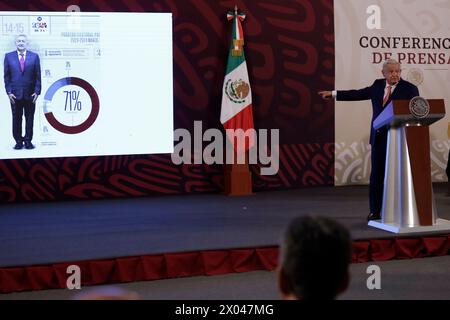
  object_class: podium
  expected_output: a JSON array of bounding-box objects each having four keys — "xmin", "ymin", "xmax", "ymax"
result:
[{"xmin": 369, "ymin": 98, "xmax": 450, "ymax": 233}]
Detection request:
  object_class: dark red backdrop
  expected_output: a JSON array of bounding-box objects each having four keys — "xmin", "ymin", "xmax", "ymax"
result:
[{"xmin": 0, "ymin": 0, "xmax": 335, "ymax": 202}]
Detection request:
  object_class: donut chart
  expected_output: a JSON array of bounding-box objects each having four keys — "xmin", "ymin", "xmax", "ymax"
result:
[{"xmin": 44, "ymin": 77, "xmax": 100, "ymax": 134}]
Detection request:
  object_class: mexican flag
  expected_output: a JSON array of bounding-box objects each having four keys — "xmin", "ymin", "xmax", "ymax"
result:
[{"xmin": 220, "ymin": 7, "xmax": 255, "ymax": 152}]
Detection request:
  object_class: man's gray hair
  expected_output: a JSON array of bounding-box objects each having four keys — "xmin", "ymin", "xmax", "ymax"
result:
[
  {"xmin": 383, "ymin": 58, "xmax": 401, "ymax": 69},
  {"xmin": 15, "ymin": 34, "xmax": 28, "ymax": 41}
]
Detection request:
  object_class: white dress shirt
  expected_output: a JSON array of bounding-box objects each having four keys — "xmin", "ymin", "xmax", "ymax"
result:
[{"xmin": 17, "ymin": 50, "xmax": 27, "ymax": 60}]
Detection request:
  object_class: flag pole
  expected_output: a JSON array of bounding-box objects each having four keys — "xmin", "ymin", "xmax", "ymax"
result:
[
  {"xmin": 224, "ymin": 162, "xmax": 253, "ymax": 196},
  {"xmin": 222, "ymin": 6, "xmax": 254, "ymax": 196}
]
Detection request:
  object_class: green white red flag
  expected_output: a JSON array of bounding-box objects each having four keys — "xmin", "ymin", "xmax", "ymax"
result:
[{"xmin": 221, "ymin": 7, "xmax": 255, "ymax": 151}]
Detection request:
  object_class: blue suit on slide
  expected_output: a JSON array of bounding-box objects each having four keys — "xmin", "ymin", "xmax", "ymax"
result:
[
  {"xmin": 337, "ymin": 78, "xmax": 419, "ymax": 215},
  {"xmin": 4, "ymin": 50, "xmax": 41, "ymax": 145}
]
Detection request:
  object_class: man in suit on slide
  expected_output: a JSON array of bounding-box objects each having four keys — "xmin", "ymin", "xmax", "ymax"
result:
[
  {"xmin": 4, "ymin": 34, "xmax": 41, "ymax": 150},
  {"xmin": 319, "ymin": 59, "xmax": 419, "ymax": 221}
]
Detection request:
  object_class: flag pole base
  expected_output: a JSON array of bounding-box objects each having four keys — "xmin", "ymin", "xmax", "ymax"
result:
[{"xmin": 224, "ymin": 164, "xmax": 253, "ymax": 196}]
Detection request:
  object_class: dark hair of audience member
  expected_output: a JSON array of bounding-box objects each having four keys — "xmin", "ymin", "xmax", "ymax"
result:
[{"xmin": 279, "ymin": 216, "xmax": 352, "ymax": 300}]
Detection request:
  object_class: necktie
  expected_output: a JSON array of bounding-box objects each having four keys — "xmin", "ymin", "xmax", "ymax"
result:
[
  {"xmin": 383, "ymin": 85, "xmax": 392, "ymax": 107},
  {"xmin": 19, "ymin": 53, "xmax": 25, "ymax": 72}
]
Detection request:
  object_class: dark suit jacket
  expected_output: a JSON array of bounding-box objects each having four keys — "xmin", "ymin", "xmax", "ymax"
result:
[
  {"xmin": 337, "ymin": 78, "xmax": 419, "ymax": 145},
  {"xmin": 4, "ymin": 50, "xmax": 41, "ymax": 101}
]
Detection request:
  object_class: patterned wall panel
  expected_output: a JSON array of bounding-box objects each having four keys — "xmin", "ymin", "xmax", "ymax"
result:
[{"xmin": 0, "ymin": 0, "xmax": 334, "ymax": 202}]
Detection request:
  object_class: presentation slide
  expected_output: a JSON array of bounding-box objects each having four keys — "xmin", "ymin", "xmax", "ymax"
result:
[{"xmin": 0, "ymin": 11, "xmax": 173, "ymax": 159}]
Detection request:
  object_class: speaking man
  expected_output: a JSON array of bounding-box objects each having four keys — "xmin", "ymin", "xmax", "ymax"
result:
[{"xmin": 319, "ymin": 59, "xmax": 419, "ymax": 221}]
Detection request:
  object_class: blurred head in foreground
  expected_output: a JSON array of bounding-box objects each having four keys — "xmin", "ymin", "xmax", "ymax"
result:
[{"xmin": 278, "ymin": 216, "xmax": 352, "ymax": 300}]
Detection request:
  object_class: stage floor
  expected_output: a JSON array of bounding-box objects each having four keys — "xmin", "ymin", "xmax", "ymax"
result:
[{"xmin": 1, "ymin": 184, "xmax": 449, "ymax": 268}]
